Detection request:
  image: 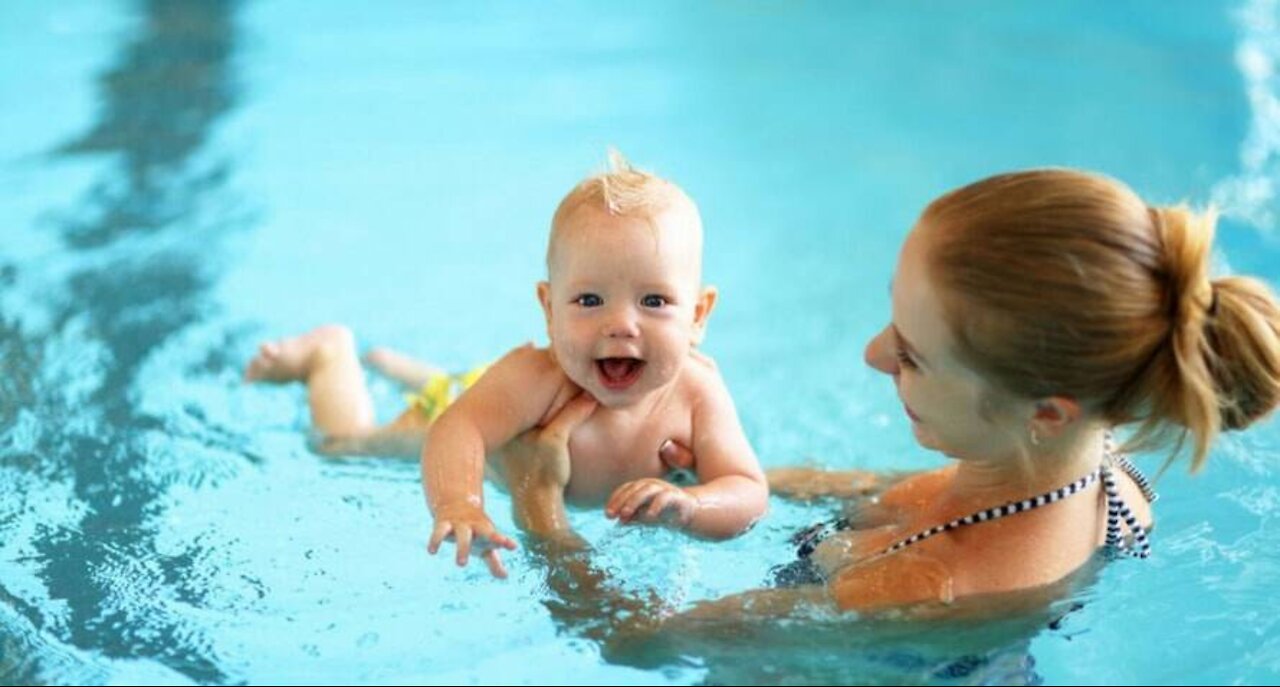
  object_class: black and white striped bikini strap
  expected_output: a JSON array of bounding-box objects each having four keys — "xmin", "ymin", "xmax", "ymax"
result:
[
  {"xmin": 1104, "ymin": 431, "xmax": 1158, "ymax": 504},
  {"xmin": 1112, "ymin": 454, "xmax": 1158, "ymax": 504},
  {"xmin": 1101, "ymin": 464, "xmax": 1152, "ymax": 558},
  {"xmin": 882, "ymin": 469, "xmax": 1100, "ymax": 555}
]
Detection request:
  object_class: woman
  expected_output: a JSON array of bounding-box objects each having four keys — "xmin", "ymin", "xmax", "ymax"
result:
[{"xmin": 500, "ymin": 168, "xmax": 1280, "ymax": 616}]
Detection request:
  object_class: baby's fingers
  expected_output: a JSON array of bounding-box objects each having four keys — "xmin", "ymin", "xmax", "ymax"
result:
[
  {"xmin": 642, "ymin": 490, "xmax": 695, "ymax": 526},
  {"xmin": 474, "ymin": 523, "xmax": 518, "ymax": 552},
  {"xmin": 428, "ymin": 521, "xmax": 455, "ymax": 555},
  {"xmin": 644, "ymin": 490, "xmax": 679, "ymax": 520},
  {"xmin": 606, "ymin": 481, "xmax": 645, "ymax": 518},
  {"xmin": 481, "ymin": 549, "xmax": 509, "ymax": 579},
  {"xmin": 618, "ymin": 483, "xmax": 665, "ymax": 522},
  {"xmin": 454, "ymin": 525, "xmax": 474, "ymax": 566}
]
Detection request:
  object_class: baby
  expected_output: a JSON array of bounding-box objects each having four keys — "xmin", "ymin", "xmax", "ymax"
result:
[{"xmin": 246, "ymin": 152, "xmax": 768, "ymax": 578}]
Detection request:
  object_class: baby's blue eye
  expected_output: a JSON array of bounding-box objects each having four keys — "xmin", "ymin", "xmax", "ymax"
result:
[
  {"xmin": 575, "ymin": 294, "xmax": 603, "ymax": 307},
  {"xmin": 641, "ymin": 294, "xmax": 669, "ymax": 308}
]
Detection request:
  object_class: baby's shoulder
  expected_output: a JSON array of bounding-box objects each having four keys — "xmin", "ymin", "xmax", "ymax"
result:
[
  {"xmin": 487, "ymin": 343, "xmax": 574, "ymax": 401},
  {"xmin": 491, "ymin": 343, "xmax": 582, "ymax": 426},
  {"xmin": 679, "ymin": 348, "xmax": 725, "ymax": 388},
  {"xmin": 676, "ymin": 350, "xmax": 741, "ymax": 420},
  {"xmin": 493, "ymin": 342, "xmax": 558, "ymax": 377}
]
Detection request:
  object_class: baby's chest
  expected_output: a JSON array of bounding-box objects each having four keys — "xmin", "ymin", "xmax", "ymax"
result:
[{"xmin": 563, "ymin": 412, "xmax": 693, "ymax": 504}]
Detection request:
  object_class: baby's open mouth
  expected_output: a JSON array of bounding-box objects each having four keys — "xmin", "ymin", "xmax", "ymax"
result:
[{"xmin": 596, "ymin": 357, "xmax": 646, "ymax": 390}]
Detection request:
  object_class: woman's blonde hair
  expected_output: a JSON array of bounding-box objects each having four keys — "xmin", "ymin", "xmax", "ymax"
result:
[{"xmin": 923, "ymin": 169, "xmax": 1280, "ymax": 471}]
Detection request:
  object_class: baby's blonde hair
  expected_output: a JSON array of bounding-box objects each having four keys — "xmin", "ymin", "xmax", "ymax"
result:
[{"xmin": 546, "ymin": 149, "xmax": 701, "ymax": 271}]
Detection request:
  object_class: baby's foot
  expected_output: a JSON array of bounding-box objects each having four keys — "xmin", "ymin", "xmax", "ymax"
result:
[
  {"xmin": 364, "ymin": 347, "xmax": 443, "ymax": 388},
  {"xmin": 244, "ymin": 325, "xmax": 354, "ymax": 383}
]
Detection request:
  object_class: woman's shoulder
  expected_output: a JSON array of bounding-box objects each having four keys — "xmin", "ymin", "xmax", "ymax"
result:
[
  {"xmin": 829, "ymin": 460, "xmax": 1156, "ymax": 611},
  {"xmin": 826, "ymin": 509, "xmax": 1094, "ymax": 613},
  {"xmin": 828, "ymin": 549, "xmax": 956, "ymax": 613},
  {"xmin": 823, "ymin": 468, "xmax": 960, "ymax": 612},
  {"xmin": 876, "ymin": 464, "xmax": 955, "ymax": 509}
]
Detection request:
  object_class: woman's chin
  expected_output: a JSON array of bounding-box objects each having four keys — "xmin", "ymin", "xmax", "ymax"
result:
[{"xmin": 910, "ymin": 421, "xmax": 937, "ymax": 449}]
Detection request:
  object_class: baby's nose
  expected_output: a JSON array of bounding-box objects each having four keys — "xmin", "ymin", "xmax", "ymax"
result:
[{"xmin": 602, "ymin": 308, "xmax": 640, "ymax": 338}]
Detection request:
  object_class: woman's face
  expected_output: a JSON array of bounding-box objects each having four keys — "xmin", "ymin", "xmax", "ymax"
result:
[{"xmin": 864, "ymin": 226, "xmax": 1022, "ymax": 460}]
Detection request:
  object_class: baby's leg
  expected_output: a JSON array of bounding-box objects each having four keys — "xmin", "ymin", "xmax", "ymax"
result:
[
  {"xmin": 245, "ymin": 325, "xmax": 376, "ymax": 438},
  {"xmin": 317, "ymin": 407, "xmax": 431, "ymax": 458},
  {"xmin": 364, "ymin": 346, "xmax": 444, "ymax": 389}
]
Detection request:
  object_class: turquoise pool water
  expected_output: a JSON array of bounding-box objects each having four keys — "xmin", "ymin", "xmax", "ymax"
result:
[{"xmin": 1, "ymin": 0, "xmax": 1278, "ymax": 683}]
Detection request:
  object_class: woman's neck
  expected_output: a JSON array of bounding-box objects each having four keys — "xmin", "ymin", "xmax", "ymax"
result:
[{"xmin": 946, "ymin": 427, "xmax": 1107, "ymax": 510}]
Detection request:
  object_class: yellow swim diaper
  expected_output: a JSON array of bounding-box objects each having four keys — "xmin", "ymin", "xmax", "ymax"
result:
[{"xmin": 405, "ymin": 364, "xmax": 488, "ymax": 423}]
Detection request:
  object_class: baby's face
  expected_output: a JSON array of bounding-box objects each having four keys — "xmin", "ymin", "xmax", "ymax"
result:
[{"xmin": 539, "ymin": 204, "xmax": 712, "ymax": 408}]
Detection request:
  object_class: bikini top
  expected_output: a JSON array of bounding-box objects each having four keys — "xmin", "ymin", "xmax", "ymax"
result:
[{"xmin": 795, "ymin": 439, "xmax": 1157, "ymax": 561}]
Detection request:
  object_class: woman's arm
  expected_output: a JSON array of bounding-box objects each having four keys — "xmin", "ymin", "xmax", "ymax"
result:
[
  {"xmin": 766, "ymin": 466, "xmax": 884, "ymax": 501},
  {"xmin": 497, "ymin": 403, "xmax": 840, "ymax": 632},
  {"xmin": 502, "ymin": 393, "xmax": 595, "ymax": 544},
  {"xmin": 495, "ymin": 408, "xmax": 672, "ymax": 642}
]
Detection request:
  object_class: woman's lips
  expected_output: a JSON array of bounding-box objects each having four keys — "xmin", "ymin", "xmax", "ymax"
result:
[{"xmin": 903, "ymin": 403, "xmax": 922, "ymax": 423}]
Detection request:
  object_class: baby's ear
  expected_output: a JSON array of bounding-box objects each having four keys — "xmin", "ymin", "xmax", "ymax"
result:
[
  {"xmin": 537, "ymin": 281, "xmax": 553, "ymax": 330},
  {"xmin": 692, "ymin": 286, "xmax": 719, "ymax": 345}
]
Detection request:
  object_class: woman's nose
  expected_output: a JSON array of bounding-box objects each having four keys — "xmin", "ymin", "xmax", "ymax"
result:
[{"xmin": 865, "ymin": 325, "xmax": 898, "ymax": 376}]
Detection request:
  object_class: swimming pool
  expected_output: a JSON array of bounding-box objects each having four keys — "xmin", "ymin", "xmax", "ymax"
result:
[{"xmin": 1, "ymin": 0, "xmax": 1278, "ymax": 683}]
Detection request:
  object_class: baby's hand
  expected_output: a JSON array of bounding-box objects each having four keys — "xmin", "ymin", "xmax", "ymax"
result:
[
  {"xmin": 605, "ymin": 478, "xmax": 699, "ymax": 528},
  {"xmin": 427, "ymin": 502, "xmax": 517, "ymax": 579}
]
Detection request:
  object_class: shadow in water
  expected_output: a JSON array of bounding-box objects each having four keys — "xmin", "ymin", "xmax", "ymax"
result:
[{"xmin": 0, "ymin": 0, "xmax": 250, "ymax": 682}]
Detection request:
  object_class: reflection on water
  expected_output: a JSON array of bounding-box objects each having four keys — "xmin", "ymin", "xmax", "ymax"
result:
[{"xmin": 0, "ymin": 0, "xmax": 246, "ymax": 682}]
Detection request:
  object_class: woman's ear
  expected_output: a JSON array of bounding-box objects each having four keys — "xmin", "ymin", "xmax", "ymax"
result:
[{"xmin": 1028, "ymin": 396, "xmax": 1081, "ymax": 441}]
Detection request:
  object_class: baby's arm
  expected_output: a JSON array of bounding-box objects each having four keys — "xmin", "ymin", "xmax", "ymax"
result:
[
  {"xmin": 680, "ymin": 370, "xmax": 769, "ymax": 538},
  {"xmin": 422, "ymin": 344, "xmax": 568, "ymax": 576},
  {"xmin": 607, "ymin": 364, "xmax": 768, "ymax": 539}
]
